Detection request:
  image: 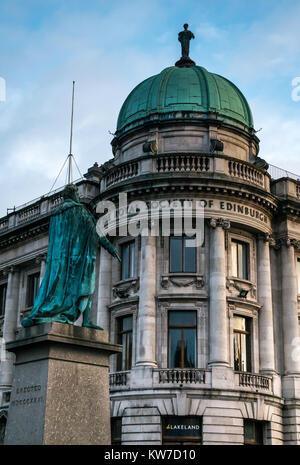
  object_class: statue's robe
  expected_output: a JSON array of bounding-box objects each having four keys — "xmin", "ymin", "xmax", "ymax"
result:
[{"xmin": 22, "ymin": 198, "xmax": 115, "ymax": 326}]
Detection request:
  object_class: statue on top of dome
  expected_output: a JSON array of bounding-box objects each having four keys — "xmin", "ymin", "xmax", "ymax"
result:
[
  {"xmin": 178, "ymin": 23, "xmax": 195, "ymax": 58},
  {"xmin": 175, "ymin": 24, "xmax": 196, "ymax": 68}
]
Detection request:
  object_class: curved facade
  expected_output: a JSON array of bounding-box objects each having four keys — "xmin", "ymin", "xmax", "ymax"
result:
[{"xmin": 1, "ymin": 61, "xmax": 300, "ymax": 445}]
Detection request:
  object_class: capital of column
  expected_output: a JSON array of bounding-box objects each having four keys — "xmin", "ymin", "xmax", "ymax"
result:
[
  {"xmin": 35, "ymin": 253, "xmax": 47, "ymax": 265},
  {"xmin": 209, "ymin": 217, "xmax": 230, "ymax": 230},
  {"xmin": 274, "ymin": 236, "xmax": 300, "ymax": 250},
  {"xmin": 257, "ymin": 233, "xmax": 275, "ymax": 245},
  {"xmin": 1, "ymin": 266, "xmax": 17, "ymax": 278}
]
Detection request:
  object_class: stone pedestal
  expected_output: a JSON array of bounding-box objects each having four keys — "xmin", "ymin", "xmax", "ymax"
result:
[{"xmin": 4, "ymin": 322, "xmax": 121, "ymax": 445}]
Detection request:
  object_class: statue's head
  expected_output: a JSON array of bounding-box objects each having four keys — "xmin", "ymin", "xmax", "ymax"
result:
[
  {"xmin": 62, "ymin": 184, "xmax": 80, "ymax": 202},
  {"xmin": 183, "ymin": 23, "xmax": 188, "ymax": 30}
]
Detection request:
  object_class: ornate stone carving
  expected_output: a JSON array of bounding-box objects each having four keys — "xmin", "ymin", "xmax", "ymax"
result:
[
  {"xmin": 226, "ymin": 278, "xmax": 256, "ymax": 299},
  {"xmin": 113, "ymin": 278, "xmax": 139, "ymax": 299},
  {"xmin": 272, "ymin": 236, "xmax": 300, "ymax": 250},
  {"xmin": 161, "ymin": 275, "xmax": 205, "ymax": 290},
  {"xmin": 209, "ymin": 217, "xmax": 230, "ymax": 230}
]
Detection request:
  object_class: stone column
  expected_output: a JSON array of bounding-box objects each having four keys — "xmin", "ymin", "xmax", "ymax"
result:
[
  {"xmin": 136, "ymin": 235, "xmax": 157, "ymax": 367},
  {"xmin": 0, "ymin": 267, "xmax": 20, "ymax": 388},
  {"xmin": 97, "ymin": 247, "xmax": 112, "ymax": 332},
  {"xmin": 257, "ymin": 234, "xmax": 276, "ymax": 374},
  {"xmin": 208, "ymin": 218, "xmax": 230, "ymax": 367},
  {"xmin": 281, "ymin": 239, "xmax": 300, "ymax": 375}
]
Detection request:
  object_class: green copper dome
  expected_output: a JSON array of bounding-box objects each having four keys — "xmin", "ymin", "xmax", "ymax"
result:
[{"xmin": 116, "ymin": 66, "xmax": 254, "ymax": 137}]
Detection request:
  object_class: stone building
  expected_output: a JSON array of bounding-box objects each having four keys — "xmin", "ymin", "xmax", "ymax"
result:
[{"xmin": 1, "ymin": 57, "xmax": 300, "ymax": 445}]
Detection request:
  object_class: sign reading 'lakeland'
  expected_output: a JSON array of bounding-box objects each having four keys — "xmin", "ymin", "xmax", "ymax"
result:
[{"xmin": 163, "ymin": 417, "xmax": 202, "ymax": 438}]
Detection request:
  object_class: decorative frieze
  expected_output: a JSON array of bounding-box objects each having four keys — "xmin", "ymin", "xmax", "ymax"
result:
[{"xmin": 160, "ymin": 274, "xmax": 205, "ymax": 290}]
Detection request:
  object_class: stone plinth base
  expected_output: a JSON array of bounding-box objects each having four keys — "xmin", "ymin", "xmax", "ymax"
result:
[{"xmin": 4, "ymin": 322, "xmax": 121, "ymax": 445}]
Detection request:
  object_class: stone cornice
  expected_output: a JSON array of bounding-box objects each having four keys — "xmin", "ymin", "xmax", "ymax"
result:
[
  {"xmin": 95, "ymin": 178, "xmax": 278, "ymax": 216},
  {"xmin": 0, "ymin": 221, "xmax": 49, "ymax": 250},
  {"xmin": 0, "ymin": 247, "xmax": 48, "ymax": 272}
]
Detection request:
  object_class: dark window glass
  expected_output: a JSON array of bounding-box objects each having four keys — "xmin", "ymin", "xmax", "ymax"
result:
[
  {"xmin": 0, "ymin": 284, "xmax": 7, "ymax": 317},
  {"xmin": 111, "ymin": 417, "xmax": 122, "ymax": 445},
  {"xmin": 234, "ymin": 316, "xmax": 251, "ymax": 372},
  {"xmin": 117, "ymin": 316, "xmax": 133, "ymax": 371},
  {"xmin": 170, "ymin": 236, "xmax": 196, "ymax": 273},
  {"xmin": 168, "ymin": 311, "xmax": 197, "ymax": 368},
  {"xmin": 162, "ymin": 416, "xmax": 202, "ymax": 445},
  {"xmin": 26, "ymin": 272, "xmax": 40, "ymax": 308},
  {"xmin": 121, "ymin": 242, "xmax": 135, "ymax": 280},
  {"xmin": 232, "ymin": 240, "xmax": 249, "ymax": 280},
  {"xmin": 244, "ymin": 420, "xmax": 264, "ymax": 445}
]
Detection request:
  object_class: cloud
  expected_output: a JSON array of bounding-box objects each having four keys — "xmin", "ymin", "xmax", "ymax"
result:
[
  {"xmin": 0, "ymin": 0, "xmax": 300, "ymax": 217},
  {"xmin": 251, "ymin": 98, "xmax": 300, "ymax": 175}
]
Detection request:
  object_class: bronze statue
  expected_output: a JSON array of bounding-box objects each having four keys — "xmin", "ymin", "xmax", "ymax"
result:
[
  {"xmin": 22, "ymin": 184, "xmax": 120, "ymax": 329},
  {"xmin": 178, "ymin": 24, "xmax": 195, "ymax": 58}
]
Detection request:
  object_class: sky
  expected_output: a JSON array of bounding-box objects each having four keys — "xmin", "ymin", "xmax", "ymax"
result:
[{"xmin": 0, "ymin": 0, "xmax": 299, "ymax": 216}]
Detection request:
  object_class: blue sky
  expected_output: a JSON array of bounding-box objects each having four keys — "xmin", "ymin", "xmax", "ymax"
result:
[{"xmin": 0, "ymin": 0, "xmax": 299, "ymax": 215}]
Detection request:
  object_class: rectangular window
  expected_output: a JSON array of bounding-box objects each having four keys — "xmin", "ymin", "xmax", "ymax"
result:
[
  {"xmin": 244, "ymin": 420, "xmax": 264, "ymax": 445},
  {"xmin": 234, "ymin": 316, "xmax": 251, "ymax": 372},
  {"xmin": 117, "ymin": 315, "xmax": 133, "ymax": 371},
  {"xmin": 162, "ymin": 416, "xmax": 202, "ymax": 445},
  {"xmin": 111, "ymin": 417, "xmax": 122, "ymax": 445},
  {"xmin": 26, "ymin": 272, "xmax": 40, "ymax": 308},
  {"xmin": 231, "ymin": 240, "xmax": 249, "ymax": 280},
  {"xmin": 297, "ymin": 258, "xmax": 300, "ymax": 294},
  {"xmin": 0, "ymin": 283, "xmax": 7, "ymax": 317},
  {"xmin": 121, "ymin": 242, "xmax": 135, "ymax": 280},
  {"xmin": 170, "ymin": 236, "xmax": 196, "ymax": 273},
  {"xmin": 168, "ymin": 311, "xmax": 197, "ymax": 368}
]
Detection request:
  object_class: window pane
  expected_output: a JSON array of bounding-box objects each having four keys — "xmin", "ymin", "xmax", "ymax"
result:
[
  {"xmin": 168, "ymin": 311, "xmax": 197, "ymax": 368},
  {"xmin": 111, "ymin": 418, "xmax": 122, "ymax": 445},
  {"xmin": 234, "ymin": 316, "xmax": 251, "ymax": 372},
  {"xmin": 122, "ymin": 315, "xmax": 133, "ymax": 332},
  {"xmin": 169, "ymin": 328, "xmax": 182, "ymax": 368},
  {"xmin": 232, "ymin": 240, "xmax": 248, "ymax": 280},
  {"xmin": 127, "ymin": 332, "xmax": 132, "ymax": 370},
  {"xmin": 234, "ymin": 316, "xmax": 246, "ymax": 332},
  {"xmin": 117, "ymin": 315, "xmax": 133, "ymax": 371},
  {"xmin": 0, "ymin": 284, "xmax": 7, "ymax": 317},
  {"xmin": 232, "ymin": 241, "xmax": 238, "ymax": 277},
  {"xmin": 169, "ymin": 311, "xmax": 196, "ymax": 326},
  {"xmin": 27, "ymin": 273, "xmax": 40, "ymax": 307},
  {"xmin": 184, "ymin": 237, "xmax": 196, "ymax": 272},
  {"xmin": 241, "ymin": 243, "xmax": 248, "ymax": 279},
  {"xmin": 170, "ymin": 237, "xmax": 182, "ymax": 272},
  {"xmin": 129, "ymin": 243, "xmax": 135, "ymax": 278},
  {"xmin": 121, "ymin": 244, "xmax": 129, "ymax": 280},
  {"xmin": 183, "ymin": 328, "xmax": 196, "ymax": 367},
  {"xmin": 244, "ymin": 420, "xmax": 264, "ymax": 445}
]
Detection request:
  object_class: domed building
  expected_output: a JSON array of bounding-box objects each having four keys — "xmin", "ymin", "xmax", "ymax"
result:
[{"xmin": 1, "ymin": 29, "xmax": 300, "ymax": 445}]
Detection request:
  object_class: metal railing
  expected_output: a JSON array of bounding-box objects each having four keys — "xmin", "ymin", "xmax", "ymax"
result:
[
  {"xmin": 267, "ymin": 163, "xmax": 300, "ymax": 181},
  {"xmin": 158, "ymin": 368, "xmax": 206, "ymax": 384}
]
